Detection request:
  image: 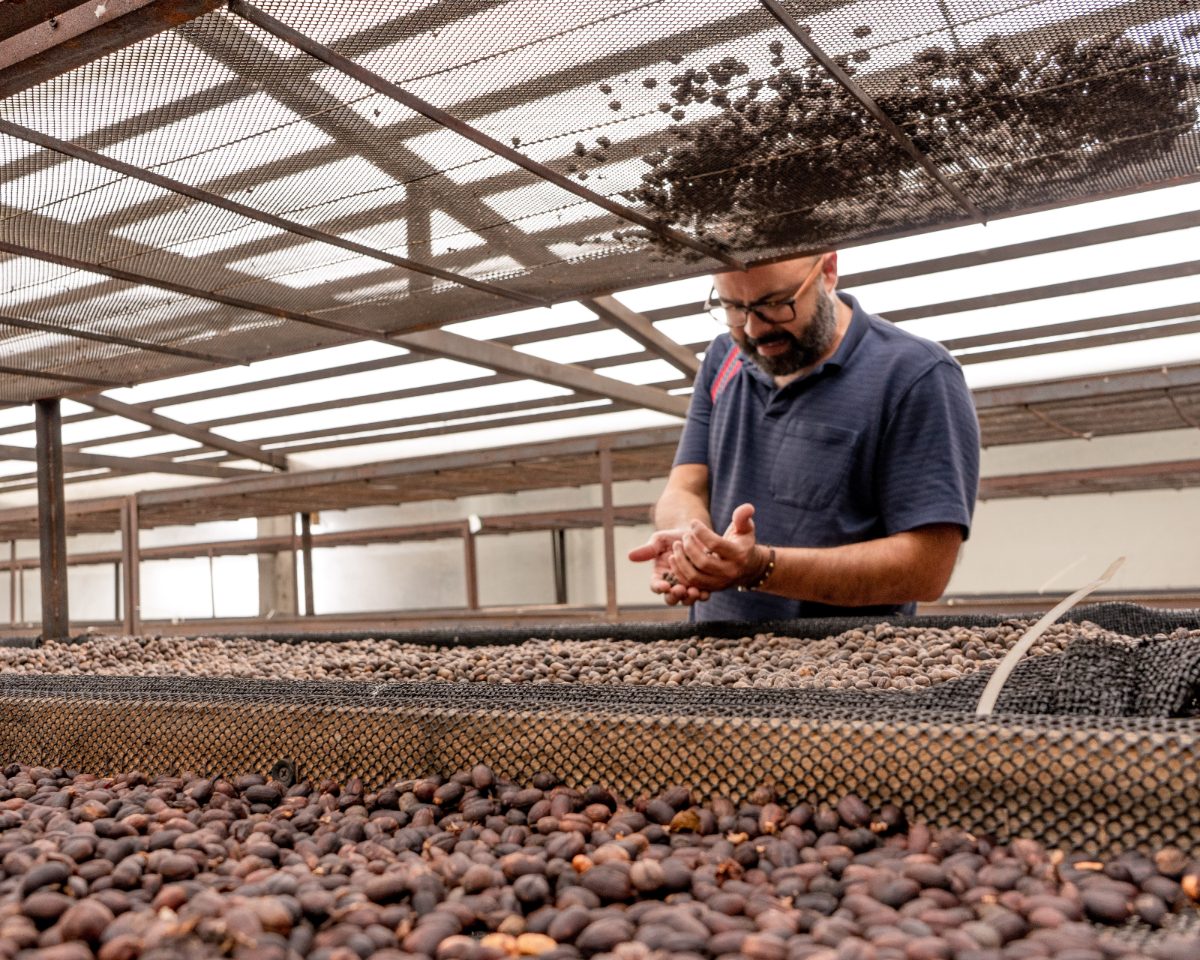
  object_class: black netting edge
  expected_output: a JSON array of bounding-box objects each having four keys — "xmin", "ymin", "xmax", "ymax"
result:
[
  {"xmin": 0, "ymin": 664, "xmax": 1197, "ymax": 726},
  {"xmin": 8, "ymin": 601, "xmax": 1196, "ymax": 648}
]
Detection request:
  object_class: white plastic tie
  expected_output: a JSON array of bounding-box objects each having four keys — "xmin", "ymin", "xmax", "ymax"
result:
[{"xmin": 975, "ymin": 556, "xmax": 1125, "ymax": 717}]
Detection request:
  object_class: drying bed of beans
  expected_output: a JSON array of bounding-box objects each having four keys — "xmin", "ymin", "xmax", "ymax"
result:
[
  {"xmin": 0, "ymin": 621, "xmax": 1168, "ymax": 689},
  {"xmin": 0, "ymin": 764, "xmax": 1196, "ymax": 960}
]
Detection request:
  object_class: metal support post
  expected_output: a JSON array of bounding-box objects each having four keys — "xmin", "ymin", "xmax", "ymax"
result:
[
  {"xmin": 599, "ymin": 445, "xmax": 618, "ymax": 618},
  {"xmin": 462, "ymin": 521, "xmax": 480, "ymax": 610},
  {"xmin": 551, "ymin": 529, "xmax": 568, "ymax": 605},
  {"xmin": 291, "ymin": 515, "xmax": 300, "ymax": 616},
  {"xmin": 208, "ymin": 548, "xmax": 217, "ymax": 618},
  {"xmin": 300, "ymin": 512, "xmax": 315, "ymax": 616},
  {"xmin": 35, "ymin": 399, "xmax": 69, "ymax": 642},
  {"xmin": 120, "ymin": 496, "xmax": 140, "ymax": 636},
  {"xmin": 9, "ymin": 541, "xmax": 16, "ymax": 626}
]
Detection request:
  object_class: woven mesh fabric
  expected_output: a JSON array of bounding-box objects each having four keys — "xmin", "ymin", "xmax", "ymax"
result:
[
  {"xmin": 66, "ymin": 600, "xmax": 1185, "ymax": 646},
  {"xmin": 0, "ymin": 604, "xmax": 1198, "ymax": 855},
  {"xmin": 0, "ymin": 674, "xmax": 1198, "ymax": 855},
  {"xmin": 2, "ymin": 2, "xmax": 1198, "ymax": 400}
]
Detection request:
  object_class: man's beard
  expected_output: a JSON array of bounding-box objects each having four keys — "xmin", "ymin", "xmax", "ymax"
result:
[{"xmin": 739, "ymin": 291, "xmax": 839, "ymax": 377}]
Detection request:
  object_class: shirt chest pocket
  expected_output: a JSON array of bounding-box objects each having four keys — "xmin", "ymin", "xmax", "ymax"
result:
[{"xmin": 769, "ymin": 420, "xmax": 860, "ymax": 510}]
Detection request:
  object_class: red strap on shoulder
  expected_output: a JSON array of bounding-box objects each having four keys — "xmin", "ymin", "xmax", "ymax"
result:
[{"xmin": 709, "ymin": 344, "xmax": 743, "ymax": 403}]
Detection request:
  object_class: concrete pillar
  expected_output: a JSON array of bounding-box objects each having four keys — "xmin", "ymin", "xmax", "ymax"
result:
[{"xmin": 257, "ymin": 516, "xmax": 297, "ymax": 617}]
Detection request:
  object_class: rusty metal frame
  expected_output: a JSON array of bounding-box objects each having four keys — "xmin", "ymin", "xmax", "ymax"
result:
[
  {"xmin": 0, "ymin": 362, "xmax": 123, "ymax": 390},
  {"xmin": 33, "ymin": 399, "xmax": 68, "ymax": 641},
  {"xmin": 0, "ymin": 313, "xmax": 243, "ymax": 366},
  {"xmin": 228, "ymin": 0, "xmax": 746, "ymax": 272},
  {"xmin": 119, "ymin": 495, "xmax": 140, "ymax": 635},
  {"xmin": 0, "ymin": 239, "xmax": 690, "ymax": 418},
  {"xmin": 0, "ymin": 119, "xmax": 546, "ymax": 308},
  {"xmin": 0, "ymin": 504, "xmax": 654, "ymax": 569},
  {"xmin": 584, "ymin": 296, "xmax": 700, "ymax": 378},
  {"xmin": 599, "ymin": 443, "xmax": 618, "ymax": 618},
  {"xmin": 0, "ymin": 441, "xmax": 258, "ymax": 479},
  {"xmin": 887, "ymin": 261, "xmax": 1200, "ymax": 324},
  {"xmin": 393, "ymin": 328, "xmax": 689, "ymax": 418},
  {"xmin": 461, "ymin": 521, "xmax": 480, "ymax": 611},
  {"xmin": 81, "ymin": 393, "xmax": 288, "ymax": 471},
  {"xmin": 299, "ymin": 512, "xmax": 314, "ymax": 617},
  {"xmin": 0, "ymin": 0, "xmax": 224, "ymax": 98},
  {"xmin": 0, "ymin": 238, "xmax": 406, "ymax": 345},
  {"xmin": 0, "ymin": 0, "xmax": 1195, "ymax": 491}
]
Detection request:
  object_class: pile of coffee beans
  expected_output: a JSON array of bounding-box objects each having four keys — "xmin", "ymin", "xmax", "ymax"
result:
[
  {"xmin": 0, "ymin": 763, "xmax": 1196, "ymax": 959},
  {"xmin": 621, "ymin": 30, "xmax": 1199, "ymax": 254},
  {"xmin": 0, "ymin": 620, "xmax": 1146, "ymax": 688}
]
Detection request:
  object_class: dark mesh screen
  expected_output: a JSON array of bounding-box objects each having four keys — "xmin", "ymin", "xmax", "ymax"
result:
[
  {"xmin": 1, "ymin": 603, "xmax": 1199, "ymax": 855},
  {"xmin": 1, "ymin": 0, "xmax": 1197, "ymax": 400}
]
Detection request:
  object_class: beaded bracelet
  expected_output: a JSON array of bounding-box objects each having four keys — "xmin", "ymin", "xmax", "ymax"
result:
[{"xmin": 737, "ymin": 546, "xmax": 776, "ymax": 592}]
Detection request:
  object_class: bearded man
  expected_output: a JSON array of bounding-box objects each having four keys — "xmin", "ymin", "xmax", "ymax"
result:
[{"xmin": 629, "ymin": 251, "xmax": 980, "ymax": 621}]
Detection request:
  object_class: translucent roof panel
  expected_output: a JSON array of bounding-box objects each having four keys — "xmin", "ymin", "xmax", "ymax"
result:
[{"xmin": 1, "ymin": 0, "xmax": 1196, "ymax": 403}]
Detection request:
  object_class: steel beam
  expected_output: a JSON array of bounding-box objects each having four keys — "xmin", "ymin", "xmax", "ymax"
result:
[
  {"xmin": 300, "ymin": 512, "xmax": 314, "ymax": 617},
  {"xmin": 979, "ymin": 459, "xmax": 1200, "ymax": 499},
  {"xmin": 81, "ymin": 393, "xmax": 288, "ymax": 471},
  {"xmin": 0, "ymin": 0, "xmax": 224, "ymax": 98},
  {"xmin": 944, "ymin": 302, "xmax": 1200, "ymax": 354},
  {"xmin": 972, "ymin": 363, "xmax": 1200, "ymax": 410},
  {"xmin": 462, "ymin": 521, "xmax": 479, "ymax": 611},
  {"xmin": 0, "ymin": 119, "xmax": 544, "ymax": 308},
  {"xmin": 886, "ymin": 261, "xmax": 1200, "ymax": 323},
  {"xmin": 0, "ymin": 442, "xmax": 257, "ymax": 479},
  {"xmin": 0, "ymin": 239, "xmax": 402, "ymax": 346},
  {"xmin": 34, "ymin": 399, "xmax": 68, "ymax": 642},
  {"xmin": 0, "ymin": 504, "xmax": 653, "ymax": 566},
  {"xmin": 0, "ymin": 362, "xmax": 122, "ymax": 389},
  {"xmin": 229, "ymin": 0, "xmax": 745, "ymax": 271},
  {"xmin": 958, "ymin": 318, "xmax": 1200, "ymax": 366},
  {"xmin": 584, "ymin": 297, "xmax": 700, "ymax": 378},
  {"xmin": 0, "ymin": 313, "xmax": 243, "ymax": 366},
  {"xmin": 394, "ymin": 328, "xmax": 690, "ymax": 418},
  {"xmin": 119, "ymin": 495, "xmax": 140, "ymax": 635},
  {"xmin": 643, "ymin": 214, "xmax": 1200, "ymax": 325},
  {"xmin": 135, "ymin": 426, "xmax": 685, "ymax": 508},
  {"xmin": 844, "ymin": 211, "xmax": 1200, "ymax": 288},
  {"xmin": 250, "ymin": 400, "xmax": 642, "ymax": 458},
  {"xmin": 599, "ymin": 444, "xmax": 618, "ymax": 618},
  {"xmin": 552, "ymin": 529, "xmax": 568, "ymax": 606}
]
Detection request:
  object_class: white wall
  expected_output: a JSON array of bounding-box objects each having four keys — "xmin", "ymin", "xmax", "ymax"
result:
[{"xmin": 6, "ymin": 427, "xmax": 1200, "ymax": 626}]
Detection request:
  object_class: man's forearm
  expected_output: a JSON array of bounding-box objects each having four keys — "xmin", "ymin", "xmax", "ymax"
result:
[
  {"xmin": 759, "ymin": 528, "xmax": 960, "ymax": 606},
  {"xmin": 653, "ymin": 488, "xmax": 712, "ymax": 532}
]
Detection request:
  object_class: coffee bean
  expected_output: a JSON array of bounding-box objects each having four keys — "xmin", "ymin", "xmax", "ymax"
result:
[
  {"xmin": 575, "ymin": 916, "xmax": 633, "ymax": 951},
  {"xmin": 23, "ymin": 891, "xmax": 74, "ymax": 925},
  {"xmin": 20, "ymin": 861, "xmax": 71, "ymax": 896},
  {"xmin": 1080, "ymin": 888, "xmax": 1130, "ymax": 923},
  {"xmin": 57, "ymin": 898, "xmax": 114, "ymax": 943},
  {"xmin": 580, "ymin": 863, "xmax": 630, "ymax": 901}
]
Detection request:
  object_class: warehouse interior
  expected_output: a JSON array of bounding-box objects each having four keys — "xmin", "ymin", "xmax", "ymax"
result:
[
  {"xmin": 1, "ymin": 0, "xmax": 1200, "ymax": 634},
  {"xmin": 2, "ymin": 4, "xmax": 1200, "ymax": 959}
]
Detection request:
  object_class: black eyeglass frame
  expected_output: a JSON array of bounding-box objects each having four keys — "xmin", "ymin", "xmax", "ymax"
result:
[{"xmin": 704, "ymin": 255, "xmax": 827, "ymax": 328}]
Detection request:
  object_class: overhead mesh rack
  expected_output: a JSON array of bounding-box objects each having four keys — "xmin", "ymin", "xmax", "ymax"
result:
[{"xmin": 1, "ymin": 0, "xmax": 1197, "ymax": 402}]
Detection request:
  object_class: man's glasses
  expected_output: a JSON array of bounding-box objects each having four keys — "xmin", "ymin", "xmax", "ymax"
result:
[{"xmin": 705, "ymin": 255, "xmax": 826, "ymax": 328}]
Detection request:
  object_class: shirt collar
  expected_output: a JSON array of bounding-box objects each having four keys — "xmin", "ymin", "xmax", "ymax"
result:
[{"xmin": 739, "ymin": 290, "xmax": 868, "ymax": 387}]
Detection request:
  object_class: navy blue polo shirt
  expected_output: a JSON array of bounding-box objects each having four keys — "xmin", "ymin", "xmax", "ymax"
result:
[{"xmin": 674, "ymin": 291, "xmax": 980, "ymax": 622}]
